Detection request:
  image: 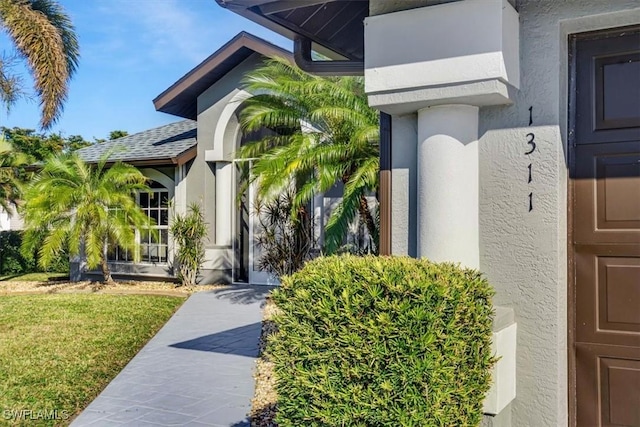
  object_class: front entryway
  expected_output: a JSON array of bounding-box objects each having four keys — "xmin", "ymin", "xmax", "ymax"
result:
[
  {"xmin": 232, "ymin": 159, "xmax": 276, "ymax": 285},
  {"xmin": 570, "ymin": 27, "xmax": 640, "ymax": 426}
]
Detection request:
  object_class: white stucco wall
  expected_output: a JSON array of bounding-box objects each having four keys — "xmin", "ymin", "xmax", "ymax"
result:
[
  {"xmin": 373, "ymin": 0, "xmax": 640, "ymax": 426},
  {"xmin": 0, "ymin": 208, "xmax": 10, "ymax": 231},
  {"xmin": 0, "ymin": 206, "xmax": 23, "ymax": 231},
  {"xmin": 480, "ymin": 2, "xmax": 640, "ymax": 426}
]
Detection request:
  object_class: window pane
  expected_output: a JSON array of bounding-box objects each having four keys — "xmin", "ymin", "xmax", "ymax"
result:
[
  {"xmin": 150, "ymin": 209, "xmax": 159, "ymax": 225},
  {"xmin": 159, "ymin": 246, "xmax": 167, "ymax": 263},
  {"xmin": 150, "ymin": 192, "xmax": 159, "ymax": 208},
  {"xmin": 161, "ymin": 229, "xmax": 168, "ymax": 245},
  {"xmin": 149, "ymin": 245, "xmax": 159, "ymax": 263},
  {"xmin": 141, "ymin": 244, "xmax": 149, "ymax": 262},
  {"xmin": 139, "ymin": 192, "xmax": 149, "ymax": 208},
  {"xmin": 161, "ymin": 192, "xmax": 169, "ymax": 207},
  {"xmin": 160, "ymin": 209, "xmax": 168, "ymax": 226},
  {"xmin": 107, "ymin": 246, "xmax": 116, "ymax": 261},
  {"xmin": 117, "ymin": 247, "xmax": 128, "ymax": 262}
]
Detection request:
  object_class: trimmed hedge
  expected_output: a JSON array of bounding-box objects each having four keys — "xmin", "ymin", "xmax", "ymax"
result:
[{"xmin": 269, "ymin": 255, "xmax": 495, "ymax": 427}]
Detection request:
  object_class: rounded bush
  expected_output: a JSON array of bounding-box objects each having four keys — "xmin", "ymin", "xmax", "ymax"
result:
[{"xmin": 269, "ymin": 255, "xmax": 496, "ymax": 427}]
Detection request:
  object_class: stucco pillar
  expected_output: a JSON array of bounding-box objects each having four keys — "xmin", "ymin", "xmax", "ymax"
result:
[
  {"xmin": 417, "ymin": 104, "xmax": 479, "ymax": 268},
  {"xmin": 390, "ymin": 114, "xmax": 417, "ymax": 257},
  {"xmin": 215, "ymin": 162, "xmax": 233, "ymax": 246}
]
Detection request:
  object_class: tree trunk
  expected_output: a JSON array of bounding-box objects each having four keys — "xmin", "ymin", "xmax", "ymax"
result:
[
  {"xmin": 100, "ymin": 240, "xmax": 113, "ymax": 284},
  {"xmin": 358, "ymin": 194, "xmax": 379, "ymax": 253},
  {"xmin": 100, "ymin": 257, "xmax": 113, "ymax": 283}
]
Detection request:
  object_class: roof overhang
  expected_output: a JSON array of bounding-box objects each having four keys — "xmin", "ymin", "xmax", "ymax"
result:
[
  {"xmin": 153, "ymin": 32, "xmax": 293, "ymax": 119},
  {"xmin": 102, "ymin": 146, "xmax": 198, "ymax": 167},
  {"xmin": 216, "ymin": 0, "xmax": 368, "ymax": 75}
]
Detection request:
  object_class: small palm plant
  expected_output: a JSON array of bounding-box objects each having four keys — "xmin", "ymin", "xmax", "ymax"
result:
[
  {"xmin": 170, "ymin": 203, "xmax": 207, "ymax": 286},
  {"xmin": 21, "ymin": 152, "xmax": 153, "ymax": 283},
  {"xmin": 238, "ymin": 57, "xmax": 380, "ymax": 254}
]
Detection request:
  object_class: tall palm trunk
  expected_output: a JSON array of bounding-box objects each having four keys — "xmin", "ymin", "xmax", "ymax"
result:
[
  {"xmin": 101, "ymin": 240, "xmax": 113, "ymax": 283},
  {"xmin": 100, "ymin": 257, "xmax": 113, "ymax": 283},
  {"xmin": 358, "ymin": 194, "xmax": 378, "ymax": 253}
]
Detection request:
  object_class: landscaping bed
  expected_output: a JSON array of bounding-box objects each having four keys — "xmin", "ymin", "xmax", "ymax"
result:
[
  {"xmin": 0, "ymin": 293, "xmax": 185, "ymax": 426},
  {"xmin": 251, "ymin": 296, "xmax": 279, "ymax": 427},
  {"xmin": 0, "ymin": 277, "xmax": 224, "ymax": 296}
]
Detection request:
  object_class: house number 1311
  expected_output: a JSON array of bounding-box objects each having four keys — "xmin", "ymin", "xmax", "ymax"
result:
[{"xmin": 526, "ymin": 107, "xmax": 535, "ymax": 212}]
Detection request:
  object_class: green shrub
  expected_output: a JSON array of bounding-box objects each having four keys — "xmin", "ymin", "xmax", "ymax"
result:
[
  {"xmin": 0, "ymin": 231, "xmax": 32, "ymax": 274},
  {"xmin": 170, "ymin": 203, "xmax": 208, "ymax": 286},
  {"xmin": 269, "ymin": 255, "xmax": 496, "ymax": 427},
  {"xmin": 254, "ymin": 190, "xmax": 317, "ymax": 279},
  {"xmin": 0, "ymin": 231, "xmax": 69, "ymax": 276}
]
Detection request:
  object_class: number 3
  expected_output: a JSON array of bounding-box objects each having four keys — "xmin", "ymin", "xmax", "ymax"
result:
[{"xmin": 525, "ymin": 133, "xmax": 536, "ymax": 155}]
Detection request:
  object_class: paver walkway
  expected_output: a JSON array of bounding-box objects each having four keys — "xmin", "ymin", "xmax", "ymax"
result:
[{"xmin": 71, "ymin": 286, "xmax": 270, "ymax": 427}]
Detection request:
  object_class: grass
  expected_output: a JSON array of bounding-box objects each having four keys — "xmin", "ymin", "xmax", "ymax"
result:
[
  {"xmin": 0, "ymin": 272, "xmax": 69, "ymax": 282},
  {"xmin": 0, "ymin": 294, "xmax": 185, "ymax": 426}
]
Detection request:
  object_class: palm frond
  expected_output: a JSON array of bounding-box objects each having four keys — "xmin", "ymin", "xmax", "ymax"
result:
[
  {"xmin": 239, "ymin": 56, "xmax": 381, "ymax": 251},
  {"xmin": 0, "ymin": 0, "xmax": 79, "ymax": 129}
]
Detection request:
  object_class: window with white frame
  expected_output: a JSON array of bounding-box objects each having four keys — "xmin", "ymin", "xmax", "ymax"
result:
[{"xmin": 107, "ymin": 181, "xmax": 170, "ymax": 264}]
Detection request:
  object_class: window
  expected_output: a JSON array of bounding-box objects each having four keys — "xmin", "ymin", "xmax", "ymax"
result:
[
  {"xmin": 107, "ymin": 181, "xmax": 170, "ymax": 264},
  {"xmin": 139, "ymin": 183, "xmax": 169, "ymax": 264}
]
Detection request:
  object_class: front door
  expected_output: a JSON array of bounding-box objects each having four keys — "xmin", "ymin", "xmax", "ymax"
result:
[{"xmin": 571, "ymin": 27, "xmax": 640, "ymax": 426}]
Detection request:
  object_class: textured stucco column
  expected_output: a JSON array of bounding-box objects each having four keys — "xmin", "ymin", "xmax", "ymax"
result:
[
  {"xmin": 215, "ymin": 162, "xmax": 233, "ymax": 246},
  {"xmin": 417, "ymin": 104, "xmax": 479, "ymax": 268}
]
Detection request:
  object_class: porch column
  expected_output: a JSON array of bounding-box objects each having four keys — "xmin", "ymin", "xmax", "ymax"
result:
[
  {"xmin": 417, "ymin": 104, "xmax": 479, "ymax": 268},
  {"xmin": 215, "ymin": 162, "xmax": 233, "ymax": 246},
  {"xmin": 365, "ymin": 0, "xmax": 519, "ymax": 268}
]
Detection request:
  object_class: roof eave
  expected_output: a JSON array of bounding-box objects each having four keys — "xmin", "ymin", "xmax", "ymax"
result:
[
  {"xmin": 216, "ymin": 1, "xmax": 349, "ymax": 60},
  {"xmin": 153, "ymin": 32, "xmax": 293, "ymax": 119}
]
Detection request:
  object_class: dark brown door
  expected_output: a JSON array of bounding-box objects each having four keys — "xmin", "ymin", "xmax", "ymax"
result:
[{"xmin": 571, "ymin": 27, "xmax": 640, "ymax": 426}]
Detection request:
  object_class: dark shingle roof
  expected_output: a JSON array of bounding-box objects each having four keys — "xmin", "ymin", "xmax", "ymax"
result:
[{"xmin": 76, "ymin": 120, "xmax": 197, "ymax": 165}]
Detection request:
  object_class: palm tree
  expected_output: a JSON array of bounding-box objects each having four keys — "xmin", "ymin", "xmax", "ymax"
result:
[
  {"xmin": 238, "ymin": 57, "xmax": 380, "ymax": 254},
  {"xmin": 21, "ymin": 153, "xmax": 153, "ymax": 283},
  {"xmin": 0, "ymin": 137, "xmax": 29, "ymax": 214},
  {"xmin": 0, "ymin": 0, "xmax": 79, "ymax": 129}
]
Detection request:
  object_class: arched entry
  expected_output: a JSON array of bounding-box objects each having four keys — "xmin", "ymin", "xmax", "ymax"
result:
[{"xmin": 212, "ymin": 90, "xmax": 277, "ymax": 285}]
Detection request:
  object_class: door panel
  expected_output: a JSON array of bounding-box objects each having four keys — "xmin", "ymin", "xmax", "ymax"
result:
[
  {"xmin": 571, "ymin": 27, "xmax": 640, "ymax": 427},
  {"xmin": 576, "ymin": 344, "xmax": 640, "ymax": 427},
  {"xmin": 574, "ymin": 142, "xmax": 640, "ymax": 242},
  {"xmin": 576, "ymin": 250, "xmax": 640, "ymax": 345}
]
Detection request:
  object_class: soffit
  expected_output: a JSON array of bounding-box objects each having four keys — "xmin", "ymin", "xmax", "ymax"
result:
[{"xmin": 216, "ymin": 0, "xmax": 470, "ymax": 63}]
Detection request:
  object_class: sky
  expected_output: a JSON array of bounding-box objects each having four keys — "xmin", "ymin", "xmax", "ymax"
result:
[{"xmin": 0, "ymin": 0, "xmax": 291, "ymax": 140}]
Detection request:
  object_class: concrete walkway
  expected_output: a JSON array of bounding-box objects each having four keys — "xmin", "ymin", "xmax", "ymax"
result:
[{"xmin": 71, "ymin": 286, "xmax": 270, "ymax": 427}]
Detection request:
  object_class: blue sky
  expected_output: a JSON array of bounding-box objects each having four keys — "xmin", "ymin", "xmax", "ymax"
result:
[{"xmin": 0, "ymin": 0, "xmax": 290, "ymax": 140}]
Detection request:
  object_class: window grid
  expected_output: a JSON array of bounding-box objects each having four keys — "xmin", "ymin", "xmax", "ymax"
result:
[{"xmin": 107, "ymin": 187, "xmax": 170, "ymax": 265}]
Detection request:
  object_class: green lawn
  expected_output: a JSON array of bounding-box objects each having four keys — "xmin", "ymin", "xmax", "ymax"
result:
[
  {"xmin": 0, "ymin": 272, "xmax": 69, "ymax": 282},
  {"xmin": 0, "ymin": 294, "xmax": 185, "ymax": 426}
]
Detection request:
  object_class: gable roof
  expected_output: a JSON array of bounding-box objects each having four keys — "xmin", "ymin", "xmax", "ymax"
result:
[
  {"xmin": 76, "ymin": 120, "xmax": 197, "ymax": 166},
  {"xmin": 153, "ymin": 31, "xmax": 292, "ymax": 120}
]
